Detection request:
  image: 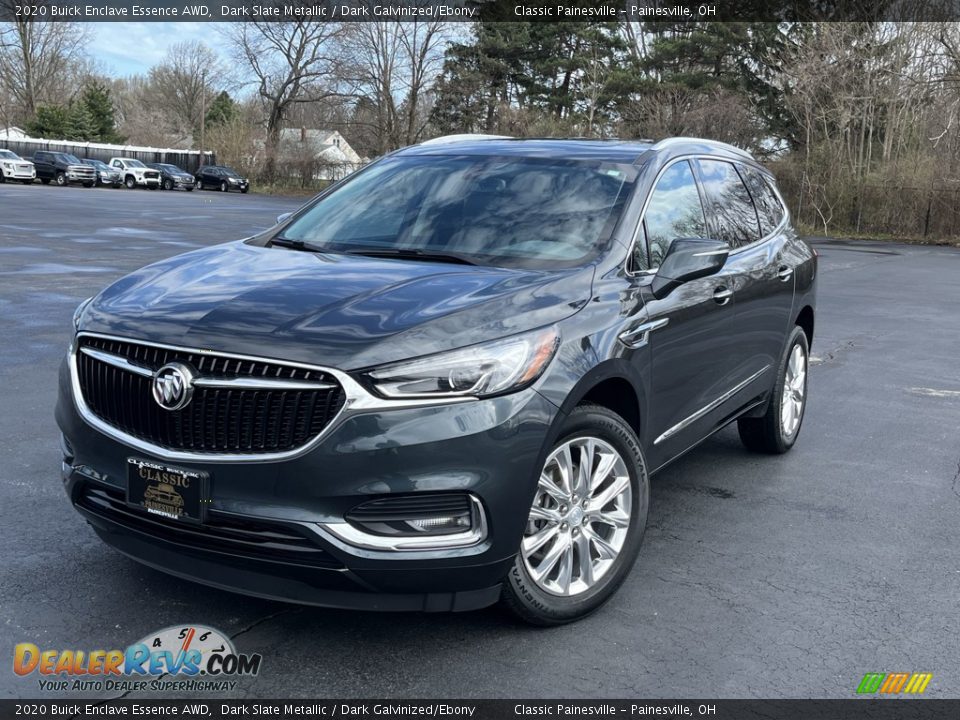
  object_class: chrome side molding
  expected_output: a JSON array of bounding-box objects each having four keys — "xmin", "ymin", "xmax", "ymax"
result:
[{"xmin": 654, "ymin": 365, "xmax": 771, "ymax": 445}]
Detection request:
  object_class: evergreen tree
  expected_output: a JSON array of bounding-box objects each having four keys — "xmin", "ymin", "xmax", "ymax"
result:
[
  {"xmin": 25, "ymin": 106, "xmax": 69, "ymax": 139},
  {"xmin": 79, "ymin": 81, "xmax": 125, "ymax": 143},
  {"xmin": 204, "ymin": 91, "xmax": 238, "ymax": 129},
  {"xmin": 64, "ymin": 102, "xmax": 98, "ymax": 141}
]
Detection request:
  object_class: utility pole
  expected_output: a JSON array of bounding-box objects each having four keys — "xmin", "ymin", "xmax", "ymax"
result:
[{"xmin": 199, "ymin": 69, "xmax": 206, "ymax": 169}]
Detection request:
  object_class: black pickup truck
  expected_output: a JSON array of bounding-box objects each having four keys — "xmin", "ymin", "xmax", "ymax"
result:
[{"xmin": 32, "ymin": 151, "xmax": 97, "ymax": 187}]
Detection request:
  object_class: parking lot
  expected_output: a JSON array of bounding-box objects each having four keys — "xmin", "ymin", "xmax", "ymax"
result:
[{"xmin": 1, "ymin": 182, "xmax": 958, "ymax": 699}]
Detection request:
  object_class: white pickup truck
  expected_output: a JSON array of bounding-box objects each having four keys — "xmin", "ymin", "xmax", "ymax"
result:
[{"xmin": 109, "ymin": 157, "xmax": 161, "ymax": 190}]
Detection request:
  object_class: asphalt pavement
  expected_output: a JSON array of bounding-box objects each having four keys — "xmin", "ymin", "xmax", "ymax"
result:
[{"xmin": 1, "ymin": 182, "xmax": 958, "ymax": 699}]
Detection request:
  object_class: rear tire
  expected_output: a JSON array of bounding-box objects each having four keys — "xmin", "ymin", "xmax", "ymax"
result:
[
  {"xmin": 22, "ymin": 179, "xmax": 33, "ymax": 185},
  {"xmin": 501, "ymin": 404, "xmax": 649, "ymax": 626},
  {"xmin": 41, "ymin": 178, "xmax": 50, "ymax": 185},
  {"xmin": 738, "ymin": 325, "xmax": 809, "ymax": 454}
]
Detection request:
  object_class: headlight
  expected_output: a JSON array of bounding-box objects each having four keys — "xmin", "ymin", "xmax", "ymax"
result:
[
  {"xmin": 228, "ymin": 178, "xmax": 240, "ymax": 184},
  {"xmin": 2, "ymin": 161, "xmax": 12, "ymax": 169},
  {"xmin": 365, "ymin": 327, "xmax": 559, "ymax": 399},
  {"xmin": 72, "ymin": 297, "xmax": 93, "ymax": 331}
]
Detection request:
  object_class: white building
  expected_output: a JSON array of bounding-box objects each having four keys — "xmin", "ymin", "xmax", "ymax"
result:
[{"xmin": 278, "ymin": 128, "xmax": 364, "ymax": 181}]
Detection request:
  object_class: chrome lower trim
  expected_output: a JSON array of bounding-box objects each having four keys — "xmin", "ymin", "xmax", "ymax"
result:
[
  {"xmin": 317, "ymin": 496, "xmax": 488, "ymax": 553},
  {"xmin": 71, "ymin": 331, "xmax": 474, "ymax": 464},
  {"xmin": 654, "ymin": 365, "xmax": 771, "ymax": 445},
  {"xmin": 618, "ymin": 317, "xmax": 669, "ymax": 349}
]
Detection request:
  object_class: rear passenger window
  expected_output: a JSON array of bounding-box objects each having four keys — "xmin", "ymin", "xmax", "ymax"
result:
[
  {"xmin": 739, "ymin": 165, "xmax": 785, "ymax": 236},
  {"xmin": 643, "ymin": 160, "xmax": 707, "ymax": 268},
  {"xmin": 695, "ymin": 159, "xmax": 761, "ymax": 247}
]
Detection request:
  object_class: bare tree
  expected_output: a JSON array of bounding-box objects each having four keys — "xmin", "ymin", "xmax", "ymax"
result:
[
  {"xmin": 147, "ymin": 40, "xmax": 227, "ymax": 143},
  {"xmin": 342, "ymin": 20, "xmax": 450, "ymax": 154},
  {"xmin": 223, "ymin": 21, "xmax": 347, "ymax": 178},
  {"xmin": 0, "ymin": 16, "xmax": 89, "ymax": 121}
]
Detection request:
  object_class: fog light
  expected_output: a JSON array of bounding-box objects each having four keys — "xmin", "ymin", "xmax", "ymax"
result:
[
  {"xmin": 326, "ymin": 493, "xmax": 488, "ymax": 551},
  {"xmin": 345, "ymin": 493, "xmax": 475, "ymax": 537}
]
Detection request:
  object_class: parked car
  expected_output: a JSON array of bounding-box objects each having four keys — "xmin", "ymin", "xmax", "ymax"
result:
[
  {"xmin": 32, "ymin": 151, "xmax": 96, "ymax": 187},
  {"xmin": 81, "ymin": 159, "xmax": 123, "ymax": 188},
  {"xmin": 108, "ymin": 158, "xmax": 160, "ymax": 190},
  {"xmin": 146, "ymin": 163, "xmax": 196, "ymax": 191},
  {"xmin": 0, "ymin": 149, "xmax": 36, "ymax": 184},
  {"xmin": 195, "ymin": 165, "xmax": 249, "ymax": 193},
  {"xmin": 59, "ymin": 136, "xmax": 816, "ymax": 625}
]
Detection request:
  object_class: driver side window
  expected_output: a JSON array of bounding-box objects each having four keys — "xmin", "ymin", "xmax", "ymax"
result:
[{"xmin": 643, "ymin": 160, "xmax": 707, "ymax": 268}]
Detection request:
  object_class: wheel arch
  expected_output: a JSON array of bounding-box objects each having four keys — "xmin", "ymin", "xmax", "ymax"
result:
[
  {"xmin": 548, "ymin": 361, "xmax": 646, "ymax": 443},
  {"xmin": 795, "ymin": 305, "xmax": 814, "ymax": 348}
]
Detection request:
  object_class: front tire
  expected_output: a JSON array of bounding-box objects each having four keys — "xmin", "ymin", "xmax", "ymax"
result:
[
  {"xmin": 162, "ymin": 179, "xmax": 173, "ymax": 191},
  {"xmin": 55, "ymin": 172, "xmax": 67, "ymax": 186},
  {"xmin": 738, "ymin": 325, "xmax": 809, "ymax": 454},
  {"xmin": 501, "ymin": 404, "xmax": 649, "ymax": 626},
  {"xmin": 125, "ymin": 176, "xmax": 136, "ymax": 189},
  {"xmin": 220, "ymin": 181, "xmax": 228, "ymax": 192}
]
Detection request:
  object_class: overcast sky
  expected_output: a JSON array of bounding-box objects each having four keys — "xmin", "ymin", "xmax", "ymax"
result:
[{"xmin": 91, "ymin": 23, "xmax": 231, "ymax": 76}]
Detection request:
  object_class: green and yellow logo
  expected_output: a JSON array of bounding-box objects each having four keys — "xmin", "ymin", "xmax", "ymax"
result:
[{"xmin": 857, "ymin": 672, "xmax": 932, "ymax": 694}]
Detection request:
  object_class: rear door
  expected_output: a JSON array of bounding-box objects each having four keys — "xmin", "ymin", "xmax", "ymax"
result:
[
  {"xmin": 694, "ymin": 158, "xmax": 786, "ymax": 404},
  {"xmin": 34, "ymin": 152, "xmax": 52, "ymax": 179},
  {"xmin": 735, "ymin": 164, "xmax": 796, "ymax": 373},
  {"xmin": 632, "ymin": 159, "xmax": 743, "ymax": 468}
]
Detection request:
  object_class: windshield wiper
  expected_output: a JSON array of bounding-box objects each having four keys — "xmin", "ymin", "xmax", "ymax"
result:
[
  {"xmin": 344, "ymin": 248, "xmax": 478, "ymax": 266},
  {"xmin": 271, "ymin": 236, "xmax": 325, "ymax": 253}
]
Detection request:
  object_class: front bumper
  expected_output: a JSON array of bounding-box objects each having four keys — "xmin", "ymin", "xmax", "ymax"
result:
[
  {"xmin": 5, "ymin": 167, "xmax": 35, "ymax": 179},
  {"xmin": 66, "ymin": 171, "xmax": 96, "ymax": 182},
  {"xmin": 56, "ymin": 354, "xmax": 559, "ymax": 610}
]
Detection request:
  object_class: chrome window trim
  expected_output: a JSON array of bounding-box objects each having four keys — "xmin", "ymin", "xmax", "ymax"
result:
[
  {"xmin": 653, "ymin": 364, "xmax": 771, "ymax": 445},
  {"xmin": 625, "ymin": 154, "xmax": 790, "ymax": 279},
  {"xmin": 70, "ymin": 331, "xmax": 474, "ymax": 464},
  {"xmin": 316, "ymin": 495, "xmax": 488, "ymax": 554}
]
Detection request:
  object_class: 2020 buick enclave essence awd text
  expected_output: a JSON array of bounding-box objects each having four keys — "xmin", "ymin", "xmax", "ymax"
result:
[{"xmin": 58, "ymin": 136, "xmax": 816, "ymax": 625}]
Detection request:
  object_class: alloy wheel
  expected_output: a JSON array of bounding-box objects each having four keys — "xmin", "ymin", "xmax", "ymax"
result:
[
  {"xmin": 521, "ymin": 437, "xmax": 632, "ymax": 597},
  {"xmin": 780, "ymin": 344, "xmax": 806, "ymax": 436}
]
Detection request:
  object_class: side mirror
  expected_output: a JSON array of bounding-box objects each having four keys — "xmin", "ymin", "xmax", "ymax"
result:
[
  {"xmin": 651, "ymin": 238, "xmax": 729, "ymax": 299},
  {"xmin": 276, "ymin": 212, "xmax": 292, "ymax": 225}
]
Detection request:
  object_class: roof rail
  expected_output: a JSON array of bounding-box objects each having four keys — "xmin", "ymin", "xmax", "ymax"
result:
[
  {"xmin": 652, "ymin": 137, "xmax": 753, "ymax": 159},
  {"xmin": 420, "ymin": 133, "xmax": 512, "ymax": 146}
]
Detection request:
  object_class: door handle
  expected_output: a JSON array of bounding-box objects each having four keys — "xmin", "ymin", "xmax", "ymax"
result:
[
  {"xmin": 778, "ymin": 265, "xmax": 794, "ymax": 282},
  {"xmin": 713, "ymin": 287, "xmax": 733, "ymax": 305}
]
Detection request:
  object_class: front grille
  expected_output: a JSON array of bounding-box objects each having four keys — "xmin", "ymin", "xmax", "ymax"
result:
[
  {"xmin": 78, "ymin": 483, "xmax": 342, "ymax": 569},
  {"xmin": 144, "ymin": 171, "xmax": 159, "ymax": 179},
  {"xmin": 76, "ymin": 335, "xmax": 345, "ymax": 454}
]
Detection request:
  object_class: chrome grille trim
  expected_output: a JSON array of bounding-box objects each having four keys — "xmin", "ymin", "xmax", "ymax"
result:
[{"xmin": 70, "ymin": 332, "xmax": 473, "ymax": 464}]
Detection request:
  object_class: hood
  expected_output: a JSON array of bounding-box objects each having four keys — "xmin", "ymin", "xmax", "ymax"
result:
[{"xmin": 82, "ymin": 241, "xmax": 593, "ymax": 370}]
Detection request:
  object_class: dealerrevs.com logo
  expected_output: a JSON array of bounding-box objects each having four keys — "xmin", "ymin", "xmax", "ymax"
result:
[{"xmin": 13, "ymin": 625, "xmax": 262, "ymax": 693}]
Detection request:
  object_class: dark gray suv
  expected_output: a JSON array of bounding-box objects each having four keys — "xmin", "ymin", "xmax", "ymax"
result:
[{"xmin": 58, "ymin": 136, "xmax": 816, "ymax": 625}]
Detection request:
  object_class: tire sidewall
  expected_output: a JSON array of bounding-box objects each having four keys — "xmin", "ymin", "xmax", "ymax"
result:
[
  {"xmin": 771, "ymin": 326, "xmax": 810, "ymax": 449},
  {"xmin": 504, "ymin": 405, "xmax": 649, "ymax": 624}
]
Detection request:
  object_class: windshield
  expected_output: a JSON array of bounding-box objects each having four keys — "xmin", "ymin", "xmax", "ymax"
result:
[
  {"xmin": 124, "ymin": 159, "xmax": 146, "ymax": 168},
  {"xmin": 0, "ymin": 150, "xmax": 19, "ymax": 160},
  {"xmin": 278, "ymin": 155, "xmax": 636, "ymax": 269},
  {"xmin": 60, "ymin": 154, "xmax": 82, "ymax": 164},
  {"xmin": 86, "ymin": 160, "xmax": 107, "ymax": 169},
  {"xmin": 221, "ymin": 167, "xmax": 241, "ymax": 178},
  {"xmin": 158, "ymin": 164, "xmax": 179, "ymax": 172}
]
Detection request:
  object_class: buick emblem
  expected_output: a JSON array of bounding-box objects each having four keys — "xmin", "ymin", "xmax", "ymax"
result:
[{"xmin": 152, "ymin": 362, "xmax": 195, "ymax": 411}]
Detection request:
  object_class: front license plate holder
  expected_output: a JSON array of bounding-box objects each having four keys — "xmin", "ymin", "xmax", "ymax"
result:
[{"xmin": 127, "ymin": 458, "xmax": 209, "ymax": 524}]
